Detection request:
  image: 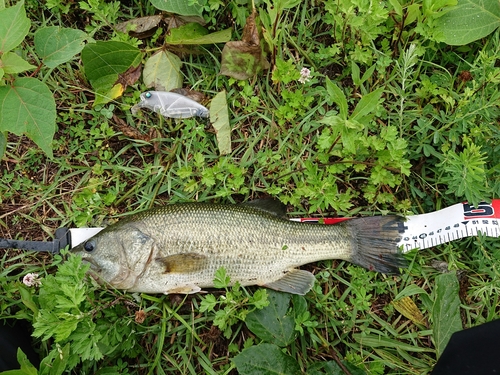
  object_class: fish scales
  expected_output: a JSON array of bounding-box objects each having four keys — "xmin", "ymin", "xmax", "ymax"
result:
[
  {"xmin": 72, "ymin": 202, "xmax": 406, "ymax": 295},
  {"xmin": 131, "ymin": 204, "xmax": 352, "ymax": 286}
]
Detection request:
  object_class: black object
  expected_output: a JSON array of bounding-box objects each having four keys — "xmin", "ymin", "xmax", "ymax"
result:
[
  {"xmin": 0, "ymin": 227, "xmax": 71, "ymax": 253},
  {"xmin": 431, "ymin": 319, "xmax": 500, "ymax": 374},
  {"xmin": 0, "ymin": 319, "xmax": 40, "ymax": 370}
]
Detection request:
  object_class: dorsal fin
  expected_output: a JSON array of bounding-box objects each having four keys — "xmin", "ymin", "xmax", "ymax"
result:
[{"xmin": 242, "ymin": 199, "xmax": 288, "ymax": 218}]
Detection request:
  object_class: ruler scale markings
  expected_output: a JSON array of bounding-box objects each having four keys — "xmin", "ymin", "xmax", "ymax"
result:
[{"xmin": 398, "ymin": 200, "xmax": 500, "ymax": 252}]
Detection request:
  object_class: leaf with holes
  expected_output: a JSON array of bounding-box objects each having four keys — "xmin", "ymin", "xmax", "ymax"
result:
[
  {"xmin": 34, "ymin": 26, "xmax": 88, "ymax": 68},
  {"xmin": 143, "ymin": 50, "xmax": 182, "ymax": 91},
  {"xmin": 0, "ymin": 77, "xmax": 56, "ymax": 157}
]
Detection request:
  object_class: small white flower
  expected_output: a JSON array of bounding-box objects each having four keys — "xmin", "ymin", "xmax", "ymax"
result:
[
  {"xmin": 298, "ymin": 67, "xmax": 311, "ymax": 83},
  {"xmin": 23, "ymin": 273, "xmax": 41, "ymax": 287}
]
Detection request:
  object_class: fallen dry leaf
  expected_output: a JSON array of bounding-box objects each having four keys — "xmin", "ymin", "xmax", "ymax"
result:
[
  {"xmin": 116, "ymin": 64, "xmax": 142, "ymax": 88},
  {"xmin": 115, "ymin": 15, "xmax": 163, "ymax": 38},
  {"xmin": 220, "ymin": 10, "xmax": 269, "ymax": 80}
]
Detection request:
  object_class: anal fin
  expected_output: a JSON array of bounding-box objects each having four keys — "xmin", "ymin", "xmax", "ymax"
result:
[
  {"xmin": 262, "ymin": 269, "xmax": 315, "ymax": 295},
  {"xmin": 165, "ymin": 284, "xmax": 202, "ymax": 295}
]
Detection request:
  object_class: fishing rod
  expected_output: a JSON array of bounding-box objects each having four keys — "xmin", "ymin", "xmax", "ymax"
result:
[{"xmin": 1, "ymin": 200, "xmax": 499, "ymax": 253}]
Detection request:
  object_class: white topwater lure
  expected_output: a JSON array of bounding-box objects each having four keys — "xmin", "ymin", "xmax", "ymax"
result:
[{"xmin": 131, "ymin": 91, "xmax": 209, "ymax": 119}]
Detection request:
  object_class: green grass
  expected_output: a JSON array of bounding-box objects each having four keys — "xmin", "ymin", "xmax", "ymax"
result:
[{"xmin": 1, "ymin": 0, "xmax": 500, "ymax": 373}]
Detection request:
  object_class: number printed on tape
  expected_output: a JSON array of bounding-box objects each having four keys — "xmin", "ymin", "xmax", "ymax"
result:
[{"xmin": 399, "ymin": 200, "xmax": 500, "ymax": 252}]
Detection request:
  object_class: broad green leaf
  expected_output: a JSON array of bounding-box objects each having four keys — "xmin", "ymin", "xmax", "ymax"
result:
[
  {"xmin": 232, "ymin": 343, "xmax": 301, "ymax": 375},
  {"xmin": 351, "ymin": 88, "xmax": 384, "ymax": 122},
  {"xmin": 143, "ymin": 50, "xmax": 182, "ymax": 91},
  {"xmin": 0, "ymin": 0, "xmax": 30, "ymax": 53},
  {"xmin": 34, "ymin": 26, "xmax": 88, "ymax": 68},
  {"xmin": 81, "ymin": 41, "xmax": 141, "ymax": 96},
  {"xmin": 0, "ymin": 77, "xmax": 56, "ymax": 157},
  {"xmin": 432, "ymin": 271, "xmax": 463, "ymax": 357},
  {"xmin": 165, "ymin": 23, "xmax": 232, "ymax": 45},
  {"xmin": 150, "ymin": 0, "xmax": 202, "ymax": 16},
  {"xmin": 245, "ymin": 290, "xmax": 296, "ymax": 347},
  {"xmin": 0, "ymin": 51, "xmax": 35, "ymax": 74},
  {"xmin": 437, "ymin": 0, "xmax": 500, "ymax": 45},
  {"xmin": 325, "ymin": 78, "xmax": 348, "ymax": 119},
  {"xmin": 210, "ymin": 91, "xmax": 231, "ymax": 155}
]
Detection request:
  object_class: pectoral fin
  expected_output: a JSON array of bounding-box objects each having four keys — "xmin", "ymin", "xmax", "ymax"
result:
[
  {"xmin": 155, "ymin": 253, "xmax": 207, "ymax": 273},
  {"xmin": 262, "ymin": 269, "xmax": 315, "ymax": 295}
]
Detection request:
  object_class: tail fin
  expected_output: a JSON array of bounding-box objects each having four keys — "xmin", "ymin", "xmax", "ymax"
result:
[{"xmin": 346, "ymin": 216, "xmax": 407, "ymax": 273}]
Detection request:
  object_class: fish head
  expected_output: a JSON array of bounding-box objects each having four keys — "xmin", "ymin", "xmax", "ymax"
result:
[{"xmin": 71, "ymin": 225, "xmax": 155, "ymax": 290}]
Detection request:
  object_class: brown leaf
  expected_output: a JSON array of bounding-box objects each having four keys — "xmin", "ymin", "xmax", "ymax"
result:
[
  {"xmin": 220, "ymin": 10, "xmax": 269, "ymax": 80},
  {"xmin": 112, "ymin": 115, "xmax": 162, "ymax": 153},
  {"xmin": 115, "ymin": 15, "xmax": 163, "ymax": 38},
  {"xmin": 167, "ymin": 14, "xmax": 206, "ymax": 30},
  {"xmin": 117, "ymin": 64, "xmax": 142, "ymax": 88},
  {"xmin": 242, "ymin": 11, "xmax": 260, "ymax": 46},
  {"xmin": 135, "ymin": 309, "xmax": 146, "ymax": 324},
  {"xmin": 112, "ymin": 115, "xmax": 150, "ymax": 141},
  {"xmin": 392, "ymin": 297, "xmax": 428, "ymax": 327}
]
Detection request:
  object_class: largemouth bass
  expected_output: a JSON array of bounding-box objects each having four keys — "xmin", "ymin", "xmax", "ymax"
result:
[{"xmin": 71, "ymin": 200, "xmax": 406, "ymax": 295}]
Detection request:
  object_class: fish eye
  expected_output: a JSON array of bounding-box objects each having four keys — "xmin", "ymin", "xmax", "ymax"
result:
[
  {"xmin": 145, "ymin": 92, "xmax": 152, "ymax": 99},
  {"xmin": 83, "ymin": 240, "xmax": 96, "ymax": 252}
]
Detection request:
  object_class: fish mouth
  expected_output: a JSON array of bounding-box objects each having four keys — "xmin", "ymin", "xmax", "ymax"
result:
[
  {"xmin": 80, "ymin": 258, "xmax": 102, "ymax": 274},
  {"xmin": 79, "ymin": 258, "xmax": 108, "ymax": 285}
]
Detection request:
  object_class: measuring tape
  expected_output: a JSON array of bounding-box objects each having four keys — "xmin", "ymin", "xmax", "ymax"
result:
[
  {"xmin": 397, "ymin": 200, "xmax": 500, "ymax": 252},
  {"xmin": 291, "ymin": 200, "xmax": 500, "ymax": 253},
  {"xmin": 70, "ymin": 201, "xmax": 500, "ymax": 251}
]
